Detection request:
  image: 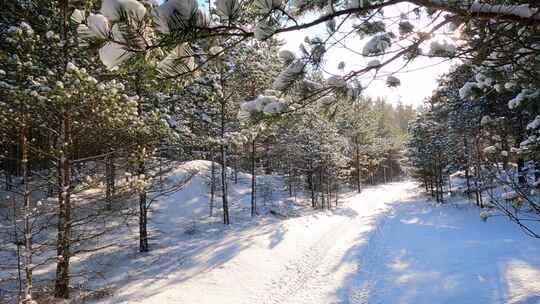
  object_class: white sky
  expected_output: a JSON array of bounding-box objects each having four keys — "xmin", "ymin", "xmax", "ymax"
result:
[
  {"xmin": 278, "ymin": 3, "xmax": 455, "ymax": 107},
  {"xmin": 195, "ymin": 0, "xmax": 452, "ymax": 107}
]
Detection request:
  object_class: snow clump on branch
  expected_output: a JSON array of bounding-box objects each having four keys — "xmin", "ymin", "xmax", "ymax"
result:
[
  {"xmin": 254, "ymin": 0, "xmax": 283, "ymax": 14},
  {"xmin": 428, "ymin": 40, "xmax": 456, "ymax": 57},
  {"xmin": 155, "ymin": 0, "xmax": 199, "ymax": 33},
  {"xmin": 101, "ymin": 0, "xmax": 147, "ymax": 22},
  {"xmin": 386, "ymin": 76, "xmax": 401, "ymax": 87},
  {"xmin": 240, "ymin": 95, "xmax": 287, "ymax": 115},
  {"xmin": 362, "ymin": 33, "xmax": 392, "ymax": 56},
  {"xmin": 272, "ymin": 60, "xmax": 305, "ymax": 91},
  {"xmin": 215, "ymin": 0, "xmax": 241, "ymax": 20}
]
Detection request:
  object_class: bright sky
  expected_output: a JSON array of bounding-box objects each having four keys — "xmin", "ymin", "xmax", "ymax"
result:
[
  {"xmin": 278, "ymin": 3, "xmax": 454, "ymax": 107},
  {"xmin": 194, "ymin": 0, "xmax": 452, "ymax": 107}
]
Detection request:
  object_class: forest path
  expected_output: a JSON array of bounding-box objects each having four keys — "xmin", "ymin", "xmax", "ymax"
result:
[
  {"xmin": 256, "ymin": 181, "xmax": 417, "ymax": 304},
  {"xmin": 101, "ymin": 180, "xmax": 540, "ymax": 304},
  {"xmin": 102, "ymin": 181, "xmax": 415, "ymax": 304}
]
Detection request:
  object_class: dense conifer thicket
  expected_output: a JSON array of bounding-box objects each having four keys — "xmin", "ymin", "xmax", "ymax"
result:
[{"xmin": 2, "ymin": 0, "xmax": 540, "ymax": 302}]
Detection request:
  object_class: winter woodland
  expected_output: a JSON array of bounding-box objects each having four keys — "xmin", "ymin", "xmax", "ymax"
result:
[{"xmin": 3, "ymin": 0, "xmax": 540, "ymax": 303}]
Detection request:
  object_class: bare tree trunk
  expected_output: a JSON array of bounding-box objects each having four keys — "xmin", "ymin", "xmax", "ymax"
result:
[
  {"xmin": 287, "ymin": 158, "xmax": 293, "ymax": 197},
  {"xmin": 210, "ymin": 149, "xmax": 215, "ymax": 217},
  {"xmin": 105, "ymin": 153, "xmax": 115, "ymax": 210},
  {"xmin": 21, "ymin": 126, "xmax": 34, "ymax": 302},
  {"xmin": 465, "ymin": 167, "xmax": 471, "ymax": 200},
  {"xmin": 355, "ymin": 140, "xmax": 361, "ymax": 193},
  {"xmin": 308, "ymin": 171, "xmax": 316, "ymax": 209},
  {"xmin": 319, "ymin": 165, "xmax": 324, "ymax": 209},
  {"xmin": 517, "ymin": 158, "xmax": 527, "ymax": 186},
  {"xmin": 5, "ymin": 169, "xmax": 12, "ymax": 191},
  {"xmin": 11, "ymin": 196, "xmax": 22, "ymax": 299},
  {"xmin": 335, "ymin": 183, "xmax": 339, "ymax": 207},
  {"xmin": 55, "ymin": 4, "xmax": 72, "ymax": 297},
  {"xmin": 233, "ymin": 147, "xmax": 238, "ymax": 185},
  {"xmin": 55, "ymin": 112, "xmax": 72, "ymax": 299},
  {"xmin": 138, "ymin": 159, "xmax": 149, "ymax": 252},
  {"xmin": 251, "ymin": 139, "xmax": 257, "ymax": 217},
  {"xmin": 221, "ymin": 100, "xmax": 229, "ymax": 225}
]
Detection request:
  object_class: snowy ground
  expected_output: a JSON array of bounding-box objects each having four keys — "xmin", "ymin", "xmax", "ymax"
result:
[{"xmin": 89, "ymin": 171, "xmax": 540, "ymax": 304}]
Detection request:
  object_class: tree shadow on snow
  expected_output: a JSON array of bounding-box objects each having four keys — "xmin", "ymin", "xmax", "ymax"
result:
[
  {"xmin": 333, "ymin": 194, "xmax": 540, "ymax": 304},
  {"xmin": 80, "ymin": 214, "xmax": 288, "ymax": 303}
]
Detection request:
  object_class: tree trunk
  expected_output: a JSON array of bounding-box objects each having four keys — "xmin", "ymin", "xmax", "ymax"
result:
[
  {"xmin": 21, "ymin": 126, "xmax": 33, "ymax": 302},
  {"xmin": 251, "ymin": 139, "xmax": 257, "ymax": 217},
  {"xmin": 517, "ymin": 158, "xmax": 527, "ymax": 186},
  {"xmin": 55, "ymin": 112, "xmax": 72, "ymax": 299},
  {"xmin": 319, "ymin": 165, "xmax": 325, "ymax": 209},
  {"xmin": 210, "ymin": 150, "xmax": 215, "ymax": 217},
  {"xmin": 139, "ymin": 190, "xmax": 148, "ymax": 252},
  {"xmin": 233, "ymin": 147, "xmax": 238, "ymax": 184},
  {"xmin": 11, "ymin": 197, "xmax": 22, "ymax": 299},
  {"xmin": 308, "ymin": 171, "xmax": 316, "ymax": 209},
  {"xmin": 287, "ymin": 158, "xmax": 293, "ymax": 196},
  {"xmin": 221, "ymin": 101, "xmax": 230, "ymax": 225},
  {"xmin": 138, "ymin": 160, "xmax": 149, "ymax": 252},
  {"xmin": 335, "ymin": 183, "xmax": 339, "ymax": 207},
  {"xmin": 355, "ymin": 141, "xmax": 361, "ymax": 193},
  {"xmin": 535, "ymin": 162, "xmax": 540, "ymax": 186},
  {"xmin": 465, "ymin": 167, "xmax": 471, "ymax": 200},
  {"xmin": 105, "ymin": 154, "xmax": 115, "ymax": 210}
]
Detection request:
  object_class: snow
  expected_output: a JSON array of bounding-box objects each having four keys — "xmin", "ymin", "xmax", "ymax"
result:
[
  {"xmin": 66, "ymin": 62, "xmax": 78, "ymax": 72},
  {"xmin": 386, "ymin": 75, "xmax": 401, "ymax": 87},
  {"xmin": 254, "ymin": 20, "xmax": 275, "ymax": 41},
  {"xmin": 483, "ymin": 145, "xmax": 497, "ymax": 154},
  {"xmin": 429, "ymin": 40, "xmax": 456, "ymax": 57},
  {"xmin": 99, "ymin": 42, "xmax": 133, "ymax": 70},
  {"xmin": 459, "ymin": 82, "xmax": 478, "ymax": 100},
  {"xmin": 215, "ymin": 0, "xmax": 240, "ymax": 20},
  {"xmin": 278, "ymin": 50, "xmax": 296, "ymax": 63},
  {"xmin": 209, "ymin": 46, "xmax": 224, "ymax": 56},
  {"xmin": 74, "ymin": 173, "xmax": 540, "ymax": 304},
  {"xmin": 367, "ymin": 59, "xmax": 380, "ymax": 68},
  {"xmin": 272, "ymin": 60, "xmax": 305, "ymax": 91},
  {"xmin": 262, "ymin": 101, "xmax": 286, "ymax": 114},
  {"xmin": 71, "ymin": 9, "xmax": 85, "ymax": 24},
  {"xmin": 254, "ymin": 0, "xmax": 282, "ymax": 14},
  {"xmin": 527, "ymin": 116, "xmax": 540, "ymax": 130},
  {"xmin": 326, "ymin": 76, "xmax": 347, "ymax": 88},
  {"xmin": 241, "ymin": 95, "xmax": 285, "ymax": 115},
  {"xmin": 470, "ymin": 3, "xmax": 540, "ymax": 20},
  {"xmin": 398, "ymin": 21, "xmax": 414, "ymax": 35},
  {"xmin": 505, "ymin": 81, "xmax": 517, "ymax": 90},
  {"xmin": 19, "ymin": 22, "xmax": 33, "ymax": 35},
  {"xmin": 157, "ymin": 44, "xmax": 196, "ymax": 76},
  {"xmin": 86, "ymin": 13, "xmax": 110, "ymax": 39},
  {"xmin": 508, "ymin": 89, "xmax": 539, "ymax": 110},
  {"xmin": 101, "ymin": 0, "xmax": 146, "ymax": 22},
  {"xmin": 362, "ymin": 33, "xmax": 391, "ymax": 56},
  {"xmin": 346, "ymin": 0, "xmax": 365, "ymax": 9},
  {"xmin": 155, "ymin": 0, "xmax": 198, "ymax": 33}
]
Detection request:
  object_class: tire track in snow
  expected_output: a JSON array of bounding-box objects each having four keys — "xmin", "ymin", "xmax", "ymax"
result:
[
  {"xmin": 259, "ymin": 215, "xmax": 357, "ymax": 304},
  {"xmin": 254, "ymin": 182, "xmax": 416, "ymax": 304}
]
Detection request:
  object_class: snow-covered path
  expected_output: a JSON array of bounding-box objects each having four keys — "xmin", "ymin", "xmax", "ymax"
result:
[
  {"xmin": 257, "ymin": 182, "xmax": 416, "ymax": 304},
  {"xmin": 100, "ymin": 181, "xmax": 540, "ymax": 304}
]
